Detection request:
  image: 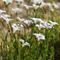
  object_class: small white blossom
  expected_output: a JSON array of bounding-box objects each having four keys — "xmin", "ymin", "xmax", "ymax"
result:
[
  {"xmin": 23, "ymin": 20, "xmax": 33, "ymax": 26},
  {"xmin": 12, "ymin": 23, "xmax": 20, "ymax": 33},
  {"xmin": 1, "ymin": 15, "xmax": 12, "ymax": 24},
  {"xmin": 35, "ymin": 24, "xmax": 40, "ymax": 28},
  {"xmin": 22, "ymin": 42, "xmax": 30, "ymax": 47},
  {"xmin": 19, "ymin": 39, "xmax": 25, "ymax": 44},
  {"xmin": 40, "ymin": 23, "xmax": 46, "ymax": 28},
  {"xmin": 35, "ymin": 21, "xmax": 55, "ymax": 29},
  {"xmin": 31, "ymin": 0, "xmax": 44, "ymax": 4},
  {"xmin": 35, "ymin": 23, "xmax": 45, "ymax": 29},
  {"xmin": 19, "ymin": 39, "xmax": 30, "ymax": 47},
  {"xmin": 31, "ymin": 18, "xmax": 44, "ymax": 23},
  {"xmin": 33, "ymin": 33, "xmax": 45, "ymax": 41},
  {"xmin": 43, "ymin": 22, "xmax": 53, "ymax": 28},
  {"xmin": 0, "ymin": 10, "xmax": 11, "ymax": 24}
]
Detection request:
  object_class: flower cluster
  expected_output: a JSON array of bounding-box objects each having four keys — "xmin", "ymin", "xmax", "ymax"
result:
[
  {"xmin": 19, "ymin": 39, "xmax": 30, "ymax": 47},
  {"xmin": 0, "ymin": 9, "xmax": 12, "ymax": 24},
  {"xmin": 11, "ymin": 17, "xmax": 58, "ymax": 41},
  {"xmin": 0, "ymin": 0, "xmax": 59, "ymax": 49},
  {"xmin": 33, "ymin": 33, "xmax": 45, "ymax": 41},
  {"xmin": 12, "ymin": 23, "xmax": 20, "ymax": 33}
]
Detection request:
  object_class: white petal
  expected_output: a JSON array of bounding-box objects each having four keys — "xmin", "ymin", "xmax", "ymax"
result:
[
  {"xmin": 33, "ymin": 33, "xmax": 45, "ymax": 41},
  {"xmin": 31, "ymin": 18, "xmax": 44, "ymax": 23},
  {"xmin": 22, "ymin": 42, "xmax": 30, "ymax": 47},
  {"xmin": 19, "ymin": 39, "xmax": 25, "ymax": 44},
  {"xmin": 12, "ymin": 24, "xmax": 20, "ymax": 33}
]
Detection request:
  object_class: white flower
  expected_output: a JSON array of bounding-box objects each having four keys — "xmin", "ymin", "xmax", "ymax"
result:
[
  {"xmin": 0, "ymin": 10, "xmax": 11, "ymax": 24},
  {"xmin": 19, "ymin": 39, "xmax": 30, "ymax": 47},
  {"xmin": 1, "ymin": 15, "xmax": 12, "ymax": 24},
  {"xmin": 35, "ymin": 23, "xmax": 45, "ymax": 29},
  {"xmin": 31, "ymin": 18, "xmax": 44, "ymax": 23},
  {"xmin": 43, "ymin": 22, "xmax": 53, "ymax": 28},
  {"xmin": 49, "ymin": 20, "xmax": 58, "ymax": 26},
  {"xmin": 23, "ymin": 20, "xmax": 33, "ymax": 26},
  {"xmin": 19, "ymin": 39, "xmax": 25, "ymax": 44},
  {"xmin": 33, "ymin": 33, "xmax": 45, "ymax": 41},
  {"xmin": 22, "ymin": 42, "xmax": 30, "ymax": 47},
  {"xmin": 35, "ymin": 21, "xmax": 55, "ymax": 29},
  {"xmin": 12, "ymin": 23, "xmax": 20, "ymax": 33},
  {"xmin": 31, "ymin": 0, "xmax": 44, "ymax": 4},
  {"xmin": 35, "ymin": 24, "xmax": 40, "ymax": 28},
  {"xmin": 40, "ymin": 23, "xmax": 46, "ymax": 28}
]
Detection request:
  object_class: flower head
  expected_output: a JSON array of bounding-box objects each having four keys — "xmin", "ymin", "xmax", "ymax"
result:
[
  {"xmin": 23, "ymin": 20, "xmax": 33, "ymax": 26},
  {"xmin": 22, "ymin": 42, "xmax": 30, "ymax": 47},
  {"xmin": 19, "ymin": 39, "xmax": 25, "ymax": 44},
  {"xmin": 35, "ymin": 23, "xmax": 45, "ymax": 30},
  {"xmin": 19, "ymin": 39, "xmax": 30, "ymax": 47},
  {"xmin": 1, "ymin": 15, "xmax": 12, "ymax": 24},
  {"xmin": 33, "ymin": 33, "xmax": 45, "ymax": 41},
  {"xmin": 12, "ymin": 23, "xmax": 20, "ymax": 33},
  {"xmin": 43, "ymin": 22, "xmax": 53, "ymax": 28},
  {"xmin": 31, "ymin": 0, "xmax": 44, "ymax": 4},
  {"xmin": 31, "ymin": 18, "xmax": 44, "ymax": 23}
]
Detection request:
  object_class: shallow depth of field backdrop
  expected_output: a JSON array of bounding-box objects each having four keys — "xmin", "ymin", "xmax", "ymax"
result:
[{"xmin": 0, "ymin": 0, "xmax": 60, "ymax": 60}]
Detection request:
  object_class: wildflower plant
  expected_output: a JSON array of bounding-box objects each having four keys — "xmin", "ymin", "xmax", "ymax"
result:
[{"xmin": 0, "ymin": 0, "xmax": 60, "ymax": 60}]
